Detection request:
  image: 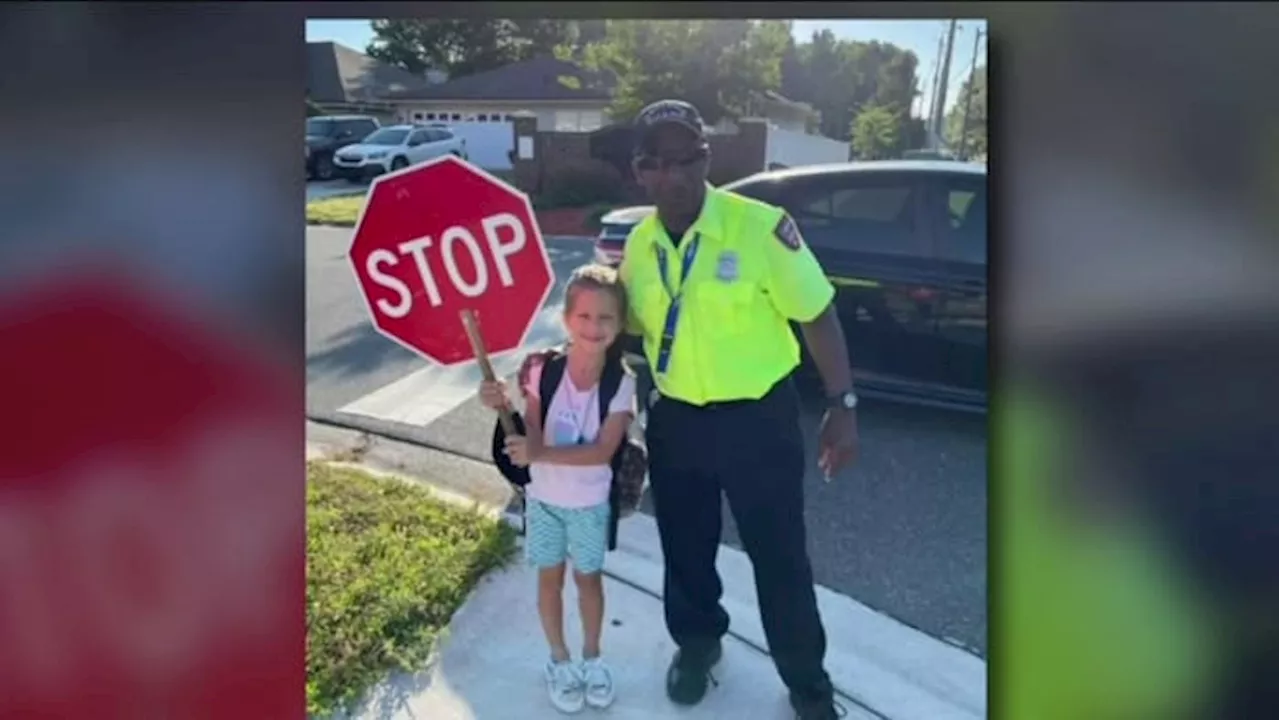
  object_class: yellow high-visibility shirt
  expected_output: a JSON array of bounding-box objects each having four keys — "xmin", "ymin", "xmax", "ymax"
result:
[{"xmin": 619, "ymin": 184, "xmax": 835, "ymax": 405}]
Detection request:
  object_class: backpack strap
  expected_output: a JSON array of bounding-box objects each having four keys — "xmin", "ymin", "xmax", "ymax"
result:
[
  {"xmin": 597, "ymin": 358, "xmax": 626, "ymax": 426},
  {"xmin": 537, "ymin": 351, "xmax": 567, "ymax": 429},
  {"xmin": 595, "ymin": 356, "xmax": 631, "ymax": 553}
]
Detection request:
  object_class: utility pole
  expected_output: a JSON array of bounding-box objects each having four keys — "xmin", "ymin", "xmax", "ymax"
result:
[
  {"xmin": 958, "ymin": 28, "xmax": 985, "ymax": 160},
  {"xmin": 925, "ymin": 28, "xmax": 945, "ymax": 146},
  {"xmin": 930, "ymin": 19, "xmax": 958, "ymax": 152}
]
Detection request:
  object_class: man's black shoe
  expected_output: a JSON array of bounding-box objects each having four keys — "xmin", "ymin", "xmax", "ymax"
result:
[
  {"xmin": 792, "ymin": 693, "xmax": 847, "ymax": 719},
  {"xmin": 665, "ymin": 641, "xmax": 722, "ymax": 705}
]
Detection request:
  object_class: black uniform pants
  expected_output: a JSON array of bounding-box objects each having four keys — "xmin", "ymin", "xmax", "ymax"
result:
[{"xmin": 645, "ymin": 377, "xmax": 833, "ymax": 702}]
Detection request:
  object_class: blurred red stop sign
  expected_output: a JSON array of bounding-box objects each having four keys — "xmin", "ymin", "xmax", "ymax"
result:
[
  {"xmin": 347, "ymin": 155, "xmax": 554, "ymax": 365},
  {"xmin": 0, "ymin": 274, "xmax": 301, "ymax": 719}
]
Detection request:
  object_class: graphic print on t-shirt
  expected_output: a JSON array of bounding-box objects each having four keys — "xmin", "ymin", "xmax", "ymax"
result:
[
  {"xmin": 550, "ymin": 381, "xmax": 597, "ymax": 446},
  {"xmin": 552, "ymin": 411, "xmax": 580, "ymax": 446}
]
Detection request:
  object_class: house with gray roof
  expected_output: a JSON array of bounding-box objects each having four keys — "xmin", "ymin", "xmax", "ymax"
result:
[
  {"xmin": 382, "ymin": 56, "xmax": 616, "ymax": 133},
  {"xmin": 306, "ymin": 41, "xmax": 439, "ymax": 121}
]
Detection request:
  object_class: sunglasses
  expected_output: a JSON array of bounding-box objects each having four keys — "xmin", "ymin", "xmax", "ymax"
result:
[{"xmin": 634, "ymin": 146, "xmax": 709, "ymax": 172}]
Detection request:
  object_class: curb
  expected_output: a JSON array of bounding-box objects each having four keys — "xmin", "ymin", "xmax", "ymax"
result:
[{"xmin": 307, "ymin": 436, "xmax": 985, "ymax": 720}]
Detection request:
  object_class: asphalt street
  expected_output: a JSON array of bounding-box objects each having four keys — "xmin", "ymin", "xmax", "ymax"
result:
[
  {"xmin": 306, "ymin": 224, "xmax": 988, "ymax": 657},
  {"xmin": 306, "ymin": 178, "xmax": 365, "ymax": 202}
]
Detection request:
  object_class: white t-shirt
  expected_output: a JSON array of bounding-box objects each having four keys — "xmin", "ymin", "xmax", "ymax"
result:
[{"xmin": 522, "ymin": 361, "xmax": 636, "ymax": 509}]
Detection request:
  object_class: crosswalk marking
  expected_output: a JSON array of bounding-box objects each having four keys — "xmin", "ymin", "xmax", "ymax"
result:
[{"xmin": 338, "ymin": 351, "xmax": 527, "ymax": 427}]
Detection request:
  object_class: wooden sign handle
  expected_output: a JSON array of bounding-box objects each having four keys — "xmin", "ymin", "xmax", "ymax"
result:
[{"xmin": 460, "ymin": 309, "xmax": 518, "ymax": 437}]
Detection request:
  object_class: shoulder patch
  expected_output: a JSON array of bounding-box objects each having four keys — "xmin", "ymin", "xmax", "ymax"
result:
[{"xmin": 774, "ymin": 213, "xmax": 804, "ymax": 252}]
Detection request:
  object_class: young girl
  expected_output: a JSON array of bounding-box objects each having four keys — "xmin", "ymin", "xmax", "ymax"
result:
[{"xmin": 479, "ymin": 263, "xmax": 635, "ymax": 714}]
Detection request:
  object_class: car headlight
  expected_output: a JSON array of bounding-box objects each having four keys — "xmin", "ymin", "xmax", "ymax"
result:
[{"xmin": 367, "ymin": 151, "xmax": 387, "ymax": 160}]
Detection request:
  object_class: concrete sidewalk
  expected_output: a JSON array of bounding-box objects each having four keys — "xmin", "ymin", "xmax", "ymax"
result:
[
  {"xmin": 343, "ymin": 560, "xmax": 879, "ymax": 720},
  {"xmin": 309, "ymin": 425, "xmax": 986, "ymax": 720}
]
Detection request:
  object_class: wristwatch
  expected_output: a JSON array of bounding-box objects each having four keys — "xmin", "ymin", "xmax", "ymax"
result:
[{"xmin": 827, "ymin": 390, "xmax": 858, "ymax": 411}]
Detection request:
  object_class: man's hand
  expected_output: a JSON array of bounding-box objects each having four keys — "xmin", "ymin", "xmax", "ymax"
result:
[
  {"xmin": 798, "ymin": 304, "xmax": 858, "ymax": 480},
  {"xmin": 817, "ymin": 408, "xmax": 859, "ymax": 480}
]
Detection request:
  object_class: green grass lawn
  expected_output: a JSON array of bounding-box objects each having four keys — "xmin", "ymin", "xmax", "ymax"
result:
[
  {"xmin": 306, "ymin": 461, "xmax": 516, "ymax": 717},
  {"xmin": 307, "ymin": 195, "xmax": 365, "ymax": 228}
]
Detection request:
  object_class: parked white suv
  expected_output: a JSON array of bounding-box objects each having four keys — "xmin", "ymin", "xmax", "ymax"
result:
[{"xmin": 333, "ymin": 124, "xmax": 467, "ymax": 182}]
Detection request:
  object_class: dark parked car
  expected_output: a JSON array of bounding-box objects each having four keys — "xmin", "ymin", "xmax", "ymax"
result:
[
  {"xmin": 305, "ymin": 115, "xmax": 379, "ymax": 181},
  {"xmin": 596, "ymin": 160, "xmax": 988, "ymax": 412}
]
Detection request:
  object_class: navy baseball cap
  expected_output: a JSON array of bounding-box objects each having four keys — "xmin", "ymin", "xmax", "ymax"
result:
[{"xmin": 634, "ymin": 100, "xmax": 706, "ymax": 150}]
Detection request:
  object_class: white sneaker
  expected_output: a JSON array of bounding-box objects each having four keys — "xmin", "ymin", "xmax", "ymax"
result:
[
  {"xmin": 544, "ymin": 658, "xmax": 585, "ymax": 714},
  {"xmin": 579, "ymin": 656, "xmax": 616, "ymax": 709}
]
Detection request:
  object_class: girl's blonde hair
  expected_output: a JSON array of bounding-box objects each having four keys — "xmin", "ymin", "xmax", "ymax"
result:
[{"xmin": 564, "ymin": 263, "xmax": 628, "ymax": 323}]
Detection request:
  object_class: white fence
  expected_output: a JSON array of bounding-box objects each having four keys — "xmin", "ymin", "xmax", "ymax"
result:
[
  {"xmin": 764, "ymin": 126, "xmax": 849, "ymax": 170},
  {"xmin": 441, "ymin": 121, "xmax": 515, "ymax": 171}
]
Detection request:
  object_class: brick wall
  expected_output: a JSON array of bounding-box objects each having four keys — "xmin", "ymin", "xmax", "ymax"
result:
[{"xmin": 510, "ymin": 116, "xmax": 769, "ymax": 202}]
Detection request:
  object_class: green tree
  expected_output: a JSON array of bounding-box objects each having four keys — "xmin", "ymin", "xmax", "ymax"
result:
[
  {"xmin": 367, "ymin": 19, "xmax": 578, "ymax": 78},
  {"xmin": 782, "ymin": 32, "xmax": 920, "ymax": 144},
  {"xmin": 799, "ymin": 30, "xmax": 850, "ymax": 139},
  {"xmin": 576, "ymin": 20, "xmax": 788, "ymax": 125},
  {"xmin": 850, "ymin": 104, "xmax": 902, "ymax": 160},
  {"xmin": 945, "ymin": 64, "xmax": 987, "ymax": 159}
]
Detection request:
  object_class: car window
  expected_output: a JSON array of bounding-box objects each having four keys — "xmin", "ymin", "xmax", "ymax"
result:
[
  {"xmin": 306, "ymin": 118, "xmax": 335, "ymax": 137},
  {"xmin": 350, "ymin": 120, "xmax": 377, "ymax": 138},
  {"xmin": 720, "ymin": 178, "xmax": 783, "ymax": 205},
  {"xmin": 938, "ymin": 175, "xmax": 987, "ymax": 265},
  {"xmin": 780, "ymin": 173, "xmax": 927, "ymax": 258},
  {"xmin": 407, "ymin": 130, "xmax": 428, "ymax": 145},
  {"xmin": 362, "ymin": 128, "xmax": 409, "ymax": 146}
]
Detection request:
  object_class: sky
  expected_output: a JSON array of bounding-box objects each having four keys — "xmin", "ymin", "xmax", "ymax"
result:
[{"xmin": 305, "ymin": 18, "xmax": 986, "ymax": 120}]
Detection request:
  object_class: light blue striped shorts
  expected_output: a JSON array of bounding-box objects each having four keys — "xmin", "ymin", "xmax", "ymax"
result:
[{"xmin": 525, "ymin": 497, "xmax": 611, "ymax": 574}]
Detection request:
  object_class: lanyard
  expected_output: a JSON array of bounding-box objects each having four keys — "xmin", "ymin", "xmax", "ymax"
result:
[{"xmin": 653, "ymin": 232, "xmax": 701, "ymax": 375}]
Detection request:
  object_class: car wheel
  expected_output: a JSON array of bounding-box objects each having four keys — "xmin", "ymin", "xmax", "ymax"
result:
[
  {"xmin": 390, "ymin": 156, "xmax": 408, "ymax": 171},
  {"xmin": 314, "ymin": 155, "xmax": 334, "ymax": 181}
]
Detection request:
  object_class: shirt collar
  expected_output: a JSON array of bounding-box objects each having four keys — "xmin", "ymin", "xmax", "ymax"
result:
[{"xmin": 642, "ymin": 183, "xmax": 725, "ymax": 247}]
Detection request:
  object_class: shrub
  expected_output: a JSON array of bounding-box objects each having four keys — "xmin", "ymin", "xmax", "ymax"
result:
[
  {"xmin": 585, "ymin": 203, "xmax": 615, "ymax": 233},
  {"xmin": 537, "ymin": 161, "xmax": 627, "ymax": 210}
]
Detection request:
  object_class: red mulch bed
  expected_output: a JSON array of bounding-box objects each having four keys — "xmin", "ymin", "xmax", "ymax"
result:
[{"xmin": 535, "ymin": 208, "xmax": 595, "ymax": 238}]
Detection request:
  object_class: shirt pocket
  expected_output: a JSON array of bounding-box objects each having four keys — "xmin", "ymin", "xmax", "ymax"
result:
[
  {"xmin": 628, "ymin": 274, "xmax": 668, "ymax": 336},
  {"xmin": 690, "ymin": 279, "xmax": 758, "ymax": 337}
]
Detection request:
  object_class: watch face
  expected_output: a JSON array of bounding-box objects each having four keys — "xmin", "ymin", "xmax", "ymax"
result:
[{"xmin": 841, "ymin": 392, "xmax": 858, "ymax": 409}]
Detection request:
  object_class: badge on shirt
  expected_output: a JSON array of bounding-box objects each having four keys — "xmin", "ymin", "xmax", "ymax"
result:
[
  {"xmin": 774, "ymin": 213, "xmax": 804, "ymax": 252},
  {"xmin": 715, "ymin": 250, "xmax": 739, "ymax": 282}
]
